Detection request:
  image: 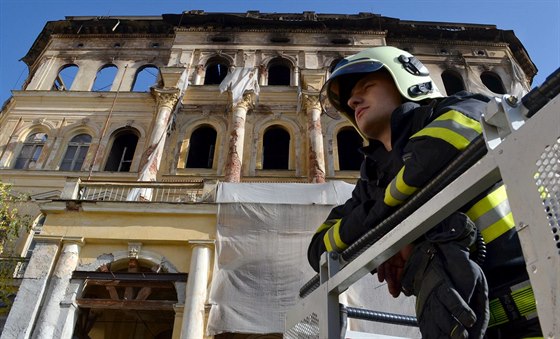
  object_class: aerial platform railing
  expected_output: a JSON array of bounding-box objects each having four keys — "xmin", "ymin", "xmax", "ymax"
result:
[{"xmin": 285, "ymin": 68, "xmax": 560, "ymax": 339}]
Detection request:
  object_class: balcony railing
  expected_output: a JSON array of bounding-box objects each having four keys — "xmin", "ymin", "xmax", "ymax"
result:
[{"xmin": 61, "ymin": 179, "xmax": 208, "ymax": 203}]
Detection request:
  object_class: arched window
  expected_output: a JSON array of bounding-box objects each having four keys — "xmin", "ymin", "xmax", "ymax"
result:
[
  {"xmin": 92, "ymin": 64, "xmax": 118, "ymax": 91},
  {"xmin": 185, "ymin": 126, "xmax": 217, "ymax": 169},
  {"xmin": 52, "ymin": 64, "xmax": 78, "ymax": 91},
  {"xmin": 60, "ymin": 134, "xmax": 92, "ymax": 171},
  {"xmin": 104, "ymin": 130, "xmax": 139, "ymax": 172},
  {"xmin": 204, "ymin": 57, "xmax": 229, "ymax": 85},
  {"xmin": 441, "ymin": 70, "xmax": 465, "ymax": 95},
  {"xmin": 337, "ymin": 128, "xmax": 363, "ymax": 171},
  {"xmin": 480, "ymin": 71, "xmax": 506, "ymax": 94},
  {"xmin": 262, "ymin": 126, "xmax": 290, "ymax": 170},
  {"xmin": 132, "ymin": 65, "xmax": 159, "ymax": 92},
  {"xmin": 14, "ymin": 133, "xmax": 48, "ymax": 169},
  {"xmin": 267, "ymin": 58, "xmax": 291, "ymax": 86}
]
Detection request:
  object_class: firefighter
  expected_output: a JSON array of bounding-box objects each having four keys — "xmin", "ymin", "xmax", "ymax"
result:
[{"xmin": 308, "ymin": 46, "xmax": 541, "ymax": 338}]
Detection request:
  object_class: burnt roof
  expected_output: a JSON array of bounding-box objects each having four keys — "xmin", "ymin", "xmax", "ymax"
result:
[{"xmin": 22, "ymin": 11, "xmax": 536, "ymax": 81}]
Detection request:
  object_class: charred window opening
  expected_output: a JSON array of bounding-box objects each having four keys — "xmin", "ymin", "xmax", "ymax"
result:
[
  {"xmin": 14, "ymin": 133, "xmax": 48, "ymax": 169},
  {"xmin": 204, "ymin": 58, "xmax": 229, "ymax": 85},
  {"xmin": 52, "ymin": 64, "xmax": 78, "ymax": 91},
  {"xmin": 267, "ymin": 59, "xmax": 291, "ymax": 86},
  {"xmin": 132, "ymin": 65, "xmax": 159, "ymax": 92},
  {"xmin": 262, "ymin": 126, "xmax": 290, "ymax": 170},
  {"xmin": 185, "ymin": 126, "xmax": 217, "ymax": 169},
  {"xmin": 92, "ymin": 64, "xmax": 118, "ymax": 91},
  {"xmin": 60, "ymin": 134, "xmax": 92, "ymax": 171},
  {"xmin": 104, "ymin": 130, "xmax": 138, "ymax": 172},
  {"xmin": 337, "ymin": 128, "xmax": 363, "ymax": 171},
  {"xmin": 481, "ymin": 71, "xmax": 506, "ymax": 94},
  {"xmin": 441, "ymin": 70, "xmax": 465, "ymax": 95}
]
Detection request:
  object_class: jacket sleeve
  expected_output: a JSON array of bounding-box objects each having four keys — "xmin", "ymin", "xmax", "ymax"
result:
[
  {"xmin": 383, "ymin": 96, "xmax": 487, "ymax": 207},
  {"xmin": 307, "ymin": 179, "xmax": 364, "ymax": 272}
]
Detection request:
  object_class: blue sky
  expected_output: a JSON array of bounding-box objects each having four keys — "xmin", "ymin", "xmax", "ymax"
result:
[{"xmin": 1, "ymin": 0, "xmax": 558, "ymax": 104}]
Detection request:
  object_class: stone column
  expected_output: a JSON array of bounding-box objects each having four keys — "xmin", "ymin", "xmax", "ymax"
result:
[
  {"xmin": 223, "ymin": 92, "xmax": 255, "ymax": 183},
  {"xmin": 56, "ymin": 278, "xmax": 84, "ymax": 339},
  {"xmin": 304, "ymin": 94, "xmax": 326, "ymax": 183},
  {"xmin": 128, "ymin": 88, "xmax": 179, "ymax": 201},
  {"xmin": 258, "ymin": 65, "xmax": 267, "ymax": 86},
  {"xmin": 172, "ymin": 304, "xmax": 184, "ymax": 339},
  {"xmin": 193, "ymin": 65, "xmax": 204, "ymax": 85},
  {"xmin": 180, "ymin": 240, "xmax": 214, "ymax": 339},
  {"xmin": 32, "ymin": 240, "xmax": 82, "ymax": 339},
  {"xmin": 1, "ymin": 236, "xmax": 61, "ymax": 339}
]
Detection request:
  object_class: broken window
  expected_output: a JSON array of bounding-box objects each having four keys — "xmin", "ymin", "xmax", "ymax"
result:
[
  {"xmin": 204, "ymin": 57, "xmax": 229, "ymax": 85},
  {"xmin": 441, "ymin": 70, "xmax": 465, "ymax": 95},
  {"xmin": 104, "ymin": 130, "xmax": 138, "ymax": 172},
  {"xmin": 337, "ymin": 127, "xmax": 363, "ymax": 171},
  {"xmin": 73, "ymin": 259, "xmax": 184, "ymax": 339},
  {"xmin": 92, "ymin": 64, "xmax": 118, "ymax": 91},
  {"xmin": 13, "ymin": 132, "xmax": 48, "ymax": 169},
  {"xmin": 60, "ymin": 134, "xmax": 92, "ymax": 171},
  {"xmin": 262, "ymin": 126, "xmax": 290, "ymax": 170},
  {"xmin": 132, "ymin": 65, "xmax": 159, "ymax": 92},
  {"xmin": 185, "ymin": 125, "xmax": 217, "ymax": 169},
  {"xmin": 480, "ymin": 71, "xmax": 506, "ymax": 94},
  {"xmin": 267, "ymin": 58, "xmax": 291, "ymax": 86},
  {"xmin": 52, "ymin": 64, "xmax": 78, "ymax": 91}
]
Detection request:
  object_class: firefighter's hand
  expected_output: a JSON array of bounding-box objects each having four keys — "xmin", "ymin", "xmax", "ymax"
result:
[
  {"xmin": 401, "ymin": 213, "xmax": 489, "ymax": 339},
  {"xmin": 377, "ymin": 244, "xmax": 414, "ymax": 297}
]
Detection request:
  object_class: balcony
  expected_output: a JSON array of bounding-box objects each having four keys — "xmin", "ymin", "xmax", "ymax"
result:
[{"xmin": 61, "ymin": 178, "xmax": 214, "ymax": 203}]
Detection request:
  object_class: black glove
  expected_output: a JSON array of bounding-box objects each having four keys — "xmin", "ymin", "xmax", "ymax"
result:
[{"xmin": 401, "ymin": 213, "xmax": 489, "ymax": 339}]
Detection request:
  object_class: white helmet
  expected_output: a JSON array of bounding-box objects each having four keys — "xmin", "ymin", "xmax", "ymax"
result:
[{"xmin": 320, "ymin": 46, "xmax": 443, "ymax": 124}]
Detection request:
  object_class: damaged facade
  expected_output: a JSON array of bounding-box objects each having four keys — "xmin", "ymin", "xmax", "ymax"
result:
[{"xmin": 0, "ymin": 10, "xmax": 536, "ymax": 339}]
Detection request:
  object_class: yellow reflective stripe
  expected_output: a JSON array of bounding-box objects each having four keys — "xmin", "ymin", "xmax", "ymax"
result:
[
  {"xmin": 466, "ymin": 185, "xmax": 508, "ymax": 221},
  {"xmin": 411, "ymin": 110, "xmax": 482, "ymax": 150},
  {"xmin": 384, "ymin": 167, "xmax": 418, "ymax": 207},
  {"xmin": 323, "ymin": 231, "xmax": 333, "ymax": 252},
  {"xmin": 481, "ymin": 212, "xmax": 515, "ymax": 243},
  {"xmin": 412, "ymin": 127, "xmax": 471, "ymax": 150},
  {"xmin": 512, "ymin": 285, "xmax": 537, "ymax": 318},
  {"xmin": 322, "ymin": 219, "xmax": 347, "ymax": 252},
  {"xmin": 489, "ymin": 282, "xmax": 537, "ymax": 328},
  {"xmin": 315, "ymin": 219, "xmax": 338, "ymax": 234},
  {"xmin": 489, "ymin": 298, "xmax": 508, "ymax": 326}
]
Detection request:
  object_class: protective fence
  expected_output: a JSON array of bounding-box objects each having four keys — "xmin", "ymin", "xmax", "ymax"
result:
[{"xmin": 207, "ymin": 181, "xmax": 420, "ymax": 337}]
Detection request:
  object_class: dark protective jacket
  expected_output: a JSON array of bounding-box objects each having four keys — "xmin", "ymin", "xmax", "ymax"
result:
[{"xmin": 307, "ymin": 92, "xmax": 534, "ymax": 329}]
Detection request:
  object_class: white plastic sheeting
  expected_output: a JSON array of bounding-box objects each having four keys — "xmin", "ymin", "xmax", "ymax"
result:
[
  {"xmin": 207, "ymin": 182, "xmax": 419, "ymax": 337},
  {"xmin": 219, "ymin": 67, "xmax": 260, "ymax": 105}
]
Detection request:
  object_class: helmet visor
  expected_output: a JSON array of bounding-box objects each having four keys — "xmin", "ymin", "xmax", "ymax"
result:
[{"xmin": 320, "ymin": 60, "xmax": 384, "ymax": 119}]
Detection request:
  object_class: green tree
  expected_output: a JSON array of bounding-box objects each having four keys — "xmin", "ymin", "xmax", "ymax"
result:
[{"xmin": 0, "ymin": 181, "xmax": 31, "ymax": 315}]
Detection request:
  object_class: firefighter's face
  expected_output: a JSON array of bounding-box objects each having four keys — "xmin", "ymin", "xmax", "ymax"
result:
[{"xmin": 347, "ymin": 71, "xmax": 403, "ymax": 142}]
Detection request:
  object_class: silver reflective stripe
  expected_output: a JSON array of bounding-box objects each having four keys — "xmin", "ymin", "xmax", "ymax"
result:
[
  {"xmin": 389, "ymin": 179, "xmax": 409, "ymax": 202},
  {"xmin": 327, "ymin": 227, "xmax": 343, "ymax": 252},
  {"xmin": 472, "ymin": 199, "xmax": 512, "ymax": 231},
  {"xmin": 426, "ymin": 119, "xmax": 480, "ymax": 142}
]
